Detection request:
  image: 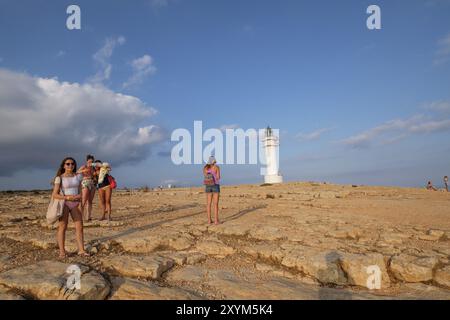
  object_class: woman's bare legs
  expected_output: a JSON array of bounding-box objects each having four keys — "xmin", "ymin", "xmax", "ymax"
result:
[
  {"xmin": 206, "ymin": 193, "xmax": 213, "ymax": 224},
  {"xmin": 213, "ymin": 192, "xmax": 220, "ymax": 224},
  {"xmin": 87, "ymin": 187, "xmax": 95, "ymax": 221},
  {"xmin": 104, "ymin": 186, "xmax": 112, "ymax": 221},
  {"xmin": 98, "ymin": 188, "xmax": 106, "ymax": 220},
  {"xmin": 81, "ymin": 187, "xmax": 90, "ymax": 221},
  {"xmin": 57, "ymin": 207, "xmax": 70, "ymax": 258},
  {"xmin": 70, "ymin": 207, "xmax": 86, "ymax": 254}
]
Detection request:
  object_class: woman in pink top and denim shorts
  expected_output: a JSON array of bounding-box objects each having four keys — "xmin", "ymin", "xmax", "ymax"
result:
[{"xmin": 203, "ymin": 156, "xmax": 221, "ymax": 225}]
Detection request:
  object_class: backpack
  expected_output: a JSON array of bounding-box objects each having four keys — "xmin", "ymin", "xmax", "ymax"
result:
[
  {"xmin": 108, "ymin": 175, "xmax": 117, "ymax": 189},
  {"xmin": 203, "ymin": 172, "xmax": 215, "ymax": 186}
]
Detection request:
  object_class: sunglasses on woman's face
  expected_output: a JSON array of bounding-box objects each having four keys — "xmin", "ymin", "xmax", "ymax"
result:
[{"xmin": 65, "ymin": 162, "xmax": 75, "ymax": 166}]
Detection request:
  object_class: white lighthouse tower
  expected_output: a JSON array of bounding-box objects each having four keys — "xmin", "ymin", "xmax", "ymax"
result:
[{"xmin": 262, "ymin": 126, "xmax": 283, "ymax": 184}]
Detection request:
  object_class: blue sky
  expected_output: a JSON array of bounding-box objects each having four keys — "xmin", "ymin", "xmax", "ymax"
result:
[{"xmin": 0, "ymin": 0, "xmax": 449, "ymax": 190}]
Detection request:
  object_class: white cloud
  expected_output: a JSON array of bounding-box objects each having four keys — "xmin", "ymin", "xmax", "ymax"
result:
[
  {"xmin": 409, "ymin": 118, "xmax": 450, "ymax": 133},
  {"xmin": 341, "ymin": 114, "xmax": 450, "ymax": 149},
  {"xmin": 219, "ymin": 124, "xmax": 240, "ymax": 132},
  {"xmin": 434, "ymin": 33, "xmax": 450, "ymax": 66},
  {"xmin": 296, "ymin": 127, "xmax": 333, "ymax": 141},
  {"xmin": 423, "ymin": 100, "xmax": 450, "ymax": 113},
  {"xmin": 56, "ymin": 50, "xmax": 66, "ymax": 58},
  {"xmin": 88, "ymin": 36, "xmax": 126, "ymax": 84},
  {"xmin": 425, "ymin": 0, "xmax": 450, "ymax": 7},
  {"xmin": 0, "ymin": 68, "xmax": 165, "ymax": 176},
  {"xmin": 123, "ymin": 54, "xmax": 157, "ymax": 89},
  {"xmin": 150, "ymin": 0, "xmax": 171, "ymax": 8}
]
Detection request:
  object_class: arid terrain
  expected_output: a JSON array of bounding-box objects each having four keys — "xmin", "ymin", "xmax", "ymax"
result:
[{"xmin": 0, "ymin": 182, "xmax": 449, "ymax": 300}]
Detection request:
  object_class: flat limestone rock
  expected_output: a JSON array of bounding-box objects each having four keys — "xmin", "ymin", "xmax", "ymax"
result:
[
  {"xmin": 157, "ymin": 251, "xmax": 207, "ymax": 266},
  {"xmin": 109, "ymin": 277, "xmax": 201, "ymax": 300},
  {"xmin": 254, "ymin": 263, "xmax": 319, "ymax": 285},
  {"xmin": 101, "ymin": 255, "xmax": 174, "ymax": 279},
  {"xmin": 390, "ymin": 254, "xmax": 438, "ymax": 282},
  {"xmin": 70, "ymin": 220, "xmax": 125, "ymax": 228},
  {"xmin": 195, "ymin": 237, "xmax": 235, "ymax": 257},
  {"xmin": 248, "ymin": 225, "xmax": 286, "ymax": 241},
  {"xmin": 395, "ymin": 283, "xmax": 450, "ymax": 300},
  {"xmin": 166, "ymin": 266, "xmax": 207, "ymax": 283},
  {"xmin": 419, "ymin": 234, "xmax": 443, "ymax": 241},
  {"xmin": 5, "ymin": 233, "xmax": 80, "ymax": 253},
  {"xmin": 435, "ymin": 247, "xmax": 450, "ymax": 256},
  {"xmin": 326, "ymin": 227, "xmax": 362, "ymax": 240},
  {"xmin": 208, "ymin": 223, "xmax": 251, "ymax": 237},
  {"xmin": 434, "ymin": 265, "xmax": 450, "ymax": 289},
  {"xmin": 240, "ymin": 243, "xmax": 285, "ymax": 263},
  {"xmin": 0, "ymin": 260, "xmax": 109, "ymax": 300},
  {"xmin": 0, "ymin": 284, "xmax": 25, "ymax": 300},
  {"xmin": 157, "ymin": 251, "xmax": 188, "ymax": 265},
  {"xmin": 0, "ymin": 255, "xmax": 10, "ymax": 272},
  {"xmin": 112, "ymin": 229, "xmax": 195, "ymax": 253},
  {"xmin": 185, "ymin": 252, "xmax": 208, "ymax": 265},
  {"xmin": 178, "ymin": 267, "xmax": 385, "ymax": 300},
  {"xmin": 339, "ymin": 253, "xmax": 391, "ymax": 288},
  {"xmin": 281, "ymin": 247, "xmax": 347, "ymax": 285},
  {"xmin": 379, "ymin": 233, "xmax": 409, "ymax": 245}
]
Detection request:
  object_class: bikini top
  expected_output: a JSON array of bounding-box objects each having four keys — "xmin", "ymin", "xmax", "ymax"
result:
[
  {"xmin": 80, "ymin": 164, "xmax": 94, "ymax": 179},
  {"xmin": 55, "ymin": 175, "xmax": 82, "ymax": 196}
]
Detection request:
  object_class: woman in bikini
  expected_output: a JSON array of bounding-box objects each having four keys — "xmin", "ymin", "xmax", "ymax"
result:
[
  {"xmin": 77, "ymin": 154, "xmax": 97, "ymax": 221},
  {"xmin": 203, "ymin": 156, "xmax": 221, "ymax": 225},
  {"xmin": 51, "ymin": 157, "xmax": 89, "ymax": 258},
  {"xmin": 93, "ymin": 160, "xmax": 113, "ymax": 221}
]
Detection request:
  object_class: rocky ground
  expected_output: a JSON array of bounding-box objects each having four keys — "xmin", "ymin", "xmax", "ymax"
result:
[{"xmin": 0, "ymin": 182, "xmax": 449, "ymax": 300}]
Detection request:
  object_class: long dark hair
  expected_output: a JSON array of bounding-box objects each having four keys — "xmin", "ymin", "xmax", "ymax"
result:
[{"xmin": 54, "ymin": 157, "xmax": 77, "ymax": 182}]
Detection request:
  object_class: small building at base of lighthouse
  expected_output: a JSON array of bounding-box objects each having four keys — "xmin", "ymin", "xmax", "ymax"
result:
[{"xmin": 262, "ymin": 126, "xmax": 283, "ymax": 184}]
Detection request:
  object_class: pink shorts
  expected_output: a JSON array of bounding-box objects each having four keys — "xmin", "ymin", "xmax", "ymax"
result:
[{"xmin": 65, "ymin": 201, "xmax": 79, "ymax": 210}]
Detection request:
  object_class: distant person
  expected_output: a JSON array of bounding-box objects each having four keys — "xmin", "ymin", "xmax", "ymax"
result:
[
  {"xmin": 51, "ymin": 157, "xmax": 88, "ymax": 258},
  {"xmin": 77, "ymin": 154, "xmax": 97, "ymax": 222},
  {"xmin": 444, "ymin": 176, "xmax": 448, "ymax": 192},
  {"xmin": 426, "ymin": 181, "xmax": 437, "ymax": 191},
  {"xmin": 93, "ymin": 160, "xmax": 113, "ymax": 221},
  {"xmin": 203, "ymin": 156, "xmax": 221, "ymax": 225}
]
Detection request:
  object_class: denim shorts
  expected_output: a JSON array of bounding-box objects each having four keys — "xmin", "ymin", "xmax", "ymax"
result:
[{"xmin": 205, "ymin": 184, "xmax": 220, "ymax": 193}]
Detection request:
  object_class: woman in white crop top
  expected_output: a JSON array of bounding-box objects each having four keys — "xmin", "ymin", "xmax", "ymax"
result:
[{"xmin": 52, "ymin": 157, "xmax": 89, "ymax": 259}]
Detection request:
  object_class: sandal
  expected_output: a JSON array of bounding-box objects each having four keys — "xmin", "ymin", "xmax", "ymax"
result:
[{"xmin": 58, "ymin": 253, "xmax": 68, "ymax": 260}]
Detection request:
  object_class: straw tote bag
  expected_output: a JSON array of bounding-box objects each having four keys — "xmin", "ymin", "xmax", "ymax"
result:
[{"xmin": 46, "ymin": 176, "xmax": 65, "ymax": 224}]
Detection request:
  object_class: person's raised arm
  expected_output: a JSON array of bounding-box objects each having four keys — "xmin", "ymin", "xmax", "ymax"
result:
[{"xmin": 76, "ymin": 165, "xmax": 90, "ymax": 175}]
